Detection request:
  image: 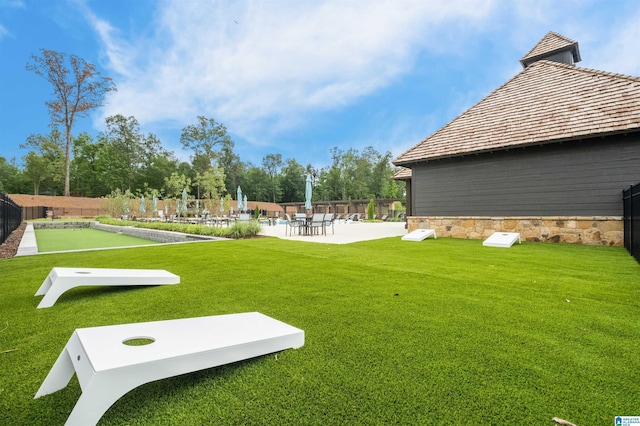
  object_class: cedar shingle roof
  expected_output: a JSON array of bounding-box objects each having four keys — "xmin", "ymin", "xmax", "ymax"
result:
[
  {"xmin": 520, "ymin": 31, "xmax": 580, "ymax": 67},
  {"xmin": 392, "ymin": 168, "xmax": 411, "ymax": 180},
  {"xmin": 393, "ymin": 60, "xmax": 640, "ymax": 166}
]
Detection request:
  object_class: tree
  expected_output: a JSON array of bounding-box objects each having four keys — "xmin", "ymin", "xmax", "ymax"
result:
[
  {"xmin": 20, "ymin": 129, "xmax": 65, "ymax": 195},
  {"xmin": 280, "ymin": 158, "xmax": 306, "ymax": 202},
  {"xmin": 180, "ymin": 116, "xmax": 233, "ymax": 174},
  {"xmin": 99, "ymin": 114, "xmax": 150, "ymax": 192},
  {"xmin": 195, "ymin": 167, "xmax": 226, "ymax": 213},
  {"xmin": 70, "ymin": 133, "xmax": 108, "ymax": 197},
  {"xmin": 0, "ymin": 156, "xmax": 27, "ymax": 193},
  {"xmin": 137, "ymin": 154, "xmax": 179, "ymax": 196},
  {"xmin": 218, "ymin": 144, "xmax": 244, "ymax": 195},
  {"xmin": 26, "ymin": 49, "xmax": 116, "ymax": 196},
  {"xmin": 242, "ymin": 164, "xmax": 269, "ymax": 202},
  {"xmin": 164, "ymin": 172, "xmax": 191, "ymax": 200},
  {"xmin": 262, "ymin": 153, "xmax": 282, "ymax": 203},
  {"xmin": 22, "ymin": 152, "xmax": 51, "ymax": 195}
]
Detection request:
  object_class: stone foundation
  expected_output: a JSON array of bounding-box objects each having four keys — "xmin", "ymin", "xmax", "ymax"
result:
[{"xmin": 407, "ymin": 216, "xmax": 623, "ymax": 246}]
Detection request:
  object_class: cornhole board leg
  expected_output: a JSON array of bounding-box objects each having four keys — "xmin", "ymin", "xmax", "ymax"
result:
[
  {"xmin": 402, "ymin": 229, "xmax": 437, "ymax": 241},
  {"xmin": 482, "ymin": 232, "xmax": 521, "ymax": 248},
  {"xmin": 35, "ymin": 312, "xmax": 304, "ymax": 426},
  {"xmin": 35, "ymin": 268, "xmax": 180, "ymax": 309}
]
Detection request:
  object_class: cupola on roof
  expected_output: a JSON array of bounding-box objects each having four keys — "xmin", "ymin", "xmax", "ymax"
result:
[{"xmin": 520, "ymin": 31, "xmax": 581, "ymax": 68}]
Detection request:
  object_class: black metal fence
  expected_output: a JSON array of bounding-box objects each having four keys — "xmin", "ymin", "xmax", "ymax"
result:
[
  {"xmin": 0, "ymin": 193, "xmax": 23, "ymax": 245},
  {"xmin": 623, "ymin": 182, "xmax": 640, "ymax": 263}
]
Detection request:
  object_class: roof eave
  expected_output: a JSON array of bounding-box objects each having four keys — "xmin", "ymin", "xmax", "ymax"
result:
[{"xmin": 393, "ymin": 128, "xmax": 640, "ymax": 166}]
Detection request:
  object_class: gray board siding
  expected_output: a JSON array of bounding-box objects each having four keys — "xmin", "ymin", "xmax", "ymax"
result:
[{"xmin": 412, "ymin": 133, "xmax": 640, "ymax": 217}]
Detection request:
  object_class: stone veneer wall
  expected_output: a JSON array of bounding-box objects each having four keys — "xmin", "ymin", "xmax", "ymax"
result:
[{"xmin": 407, "ymin": 216, "xmax": 623, "ymax": 246}]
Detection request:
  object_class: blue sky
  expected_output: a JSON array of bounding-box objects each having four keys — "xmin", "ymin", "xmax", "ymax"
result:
[{"xmin": 1, "ymin": 0, "xmax": 639, "ymax": 170}]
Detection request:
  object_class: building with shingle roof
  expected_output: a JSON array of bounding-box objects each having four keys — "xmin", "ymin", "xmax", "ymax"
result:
[{"xmin": 392, "ymin": 32, "xmax": 640, "ymax": 245}]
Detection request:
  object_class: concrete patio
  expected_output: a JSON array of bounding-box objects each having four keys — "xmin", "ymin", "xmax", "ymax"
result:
[{"xmin": 259, "ymin": 220, "xmax": 407, "ymax": 244}]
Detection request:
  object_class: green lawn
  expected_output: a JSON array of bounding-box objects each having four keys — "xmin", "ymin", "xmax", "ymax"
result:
[
  {"xmin": 1, "ymin": 237, "xmax": 638, "ymax": 425},
  {"xmin": 34, "ymin": 228, "xmax": 157, "ymax": 252}
]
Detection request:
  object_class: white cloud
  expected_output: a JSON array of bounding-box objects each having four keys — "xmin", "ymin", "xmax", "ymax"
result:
[
  {"xmin": 73, "ymin": 0, "xmax": 135, "ymax": 78},
  {"xmin": 589, "ymin": 8, "xmax": 640, "ymax": 76},
  {"xmin": 0, "ymin": 0, "xmax": 25, "ymax": 41},
  {"xmin": 90, "ymin": 0, "xmax": 497, "ymax": 147}
]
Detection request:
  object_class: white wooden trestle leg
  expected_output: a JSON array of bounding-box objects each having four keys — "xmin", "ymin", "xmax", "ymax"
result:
[{"xmin": 34, "ymin": 312, "xmax": 304, "ymax": 426}]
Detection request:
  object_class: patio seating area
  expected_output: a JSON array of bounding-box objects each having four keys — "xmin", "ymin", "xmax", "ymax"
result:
[
  {"xmin": 285, "ymin": 213, "xmax": 335, "ymax": 236},
  {"xmin": 265, "ymin": 218, "xmax": 407, "ymax": 244}
]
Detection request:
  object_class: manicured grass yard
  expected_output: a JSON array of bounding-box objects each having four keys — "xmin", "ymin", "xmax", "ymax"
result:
[
  {"xmin": 34, "ymin": 228, "xmax": 157, "ymax": 252},
  {"xmin": 1, "ymin": 237, "xmax": 638, "ymax": 424}
]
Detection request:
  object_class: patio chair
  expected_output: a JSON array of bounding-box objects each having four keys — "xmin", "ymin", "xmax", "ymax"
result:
[
  {"xmin": 380, "ymin": 214, "xmax": 387, "ymax": 221},
  {"xmin": 284, "ymin": 214, "xmax": 302, "ymax": 236},
  {"xmin": 347, "ymin": 213, "xmax": 360, "ymax": 223},
  {"xmin": 323, "ymin": 213, "xmax": 335, "ymax": 234},
  {"xmin": 309, "ymin": 213, "xmax": 326, "ymax": 235}
]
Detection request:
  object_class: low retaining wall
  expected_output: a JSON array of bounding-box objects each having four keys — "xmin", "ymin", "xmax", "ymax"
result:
[
  {"xmin": 33, "ymin": 221, "xmax": 218, "ymax": 244},
  {"xmin": 32, "ymin": 221, "xmax": 92, "ymax": 229},
  {"xmin": 407, "ymin": 216, "xmax": 623, "ymax": 246}
]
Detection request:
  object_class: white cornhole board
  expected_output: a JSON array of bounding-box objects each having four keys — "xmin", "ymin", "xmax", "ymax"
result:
[
  {"xmin": 483, "ymin": 232, "xmax": 521, "ymax": 248},
  {"xmin": 35, "ymin": 268, "xmax": 180, "ymax": 309},
  {"xmin": 35, "ymin": 312, "xmax": 304, "ymax": 426},
  {"xmin": 402, "ymin": 229, "xmax": 437, "ymax": 241}
]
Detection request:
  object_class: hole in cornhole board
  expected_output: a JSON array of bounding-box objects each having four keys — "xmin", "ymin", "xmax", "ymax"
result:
[
  {"xmin": 402, "ymin": 229, "xmax": 437, "ymax": 241},
  {"xmin": 122, "ymin": 337, "xmax": 156, "ymax": 346},
  {"xmin": 483, "ymin": 232, "xmax": 521, "ymax": 248}
]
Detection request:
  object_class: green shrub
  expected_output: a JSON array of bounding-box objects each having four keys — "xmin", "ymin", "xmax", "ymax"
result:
[
  {"xmin": 224, "ymin": 221, "xmax": 262, "ymax": 238},
  {"xmin": 367, "ymin": 198, "xmax": 375, "ymax": 220},
  {"xmin": 96, "ymin": 217, "xmax": 261, "ymax": 239}
]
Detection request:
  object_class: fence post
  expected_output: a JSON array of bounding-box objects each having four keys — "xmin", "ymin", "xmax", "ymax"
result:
[
  {"xmin": 624, "ymin": 182, "xmax": 640, "ymax": 264},
  {"xmin": 631, "ymin": 185, "xmax": 634, "ymax": 258}
]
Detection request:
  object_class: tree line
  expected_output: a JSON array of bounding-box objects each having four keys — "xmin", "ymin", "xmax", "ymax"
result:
[
  {"xmin": 0, "ymin": 114, "xmax": 404, "ymax": 204},
  {"xmin": 0, "ymin": 49, "xmax": 404, "ymax": 206}
]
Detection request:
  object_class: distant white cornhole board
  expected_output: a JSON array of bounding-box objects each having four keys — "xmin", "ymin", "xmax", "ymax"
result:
[
  {"xmin": 402, "ymin": 229, "xmax": 437, "ymax": 241},
  {"xmin": 483, "ymin": 232, "xmax": 521, "ymax": 248},
  {"xmin": 35, "ymin": 312, "xmax": 304, "ymax": 426},
  {"xmin": 35, "ymin": 268, "xmax": 180, "ymax": 309}
]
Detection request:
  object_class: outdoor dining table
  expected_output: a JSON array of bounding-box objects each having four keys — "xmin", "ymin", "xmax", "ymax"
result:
[
  {"xmin": 296, "ymin": 215, "xmax": 326, "ymax": 236},
  {"xmin": 293, "ymin": 215, "xmax": 312, "ymax": 235}
]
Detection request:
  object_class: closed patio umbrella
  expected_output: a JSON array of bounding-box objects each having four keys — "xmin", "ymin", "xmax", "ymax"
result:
[
  {"xmin": 237, "ymin": 186, "xmax": 243, "ymax": 212},
  {"xmin": 181, "ymin": 189, "xmax": 188, "ymax": 216},
  {"xmin": 305, "ymin": 174, "xmax": 312, "ymax": 211},
  {"xmin": 140, "ymin": 195, "xmax": 146, "ymax": 214},
  {"xmin": 152, "ymin": 194, "xmax": 157, "ymax": 213}
]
